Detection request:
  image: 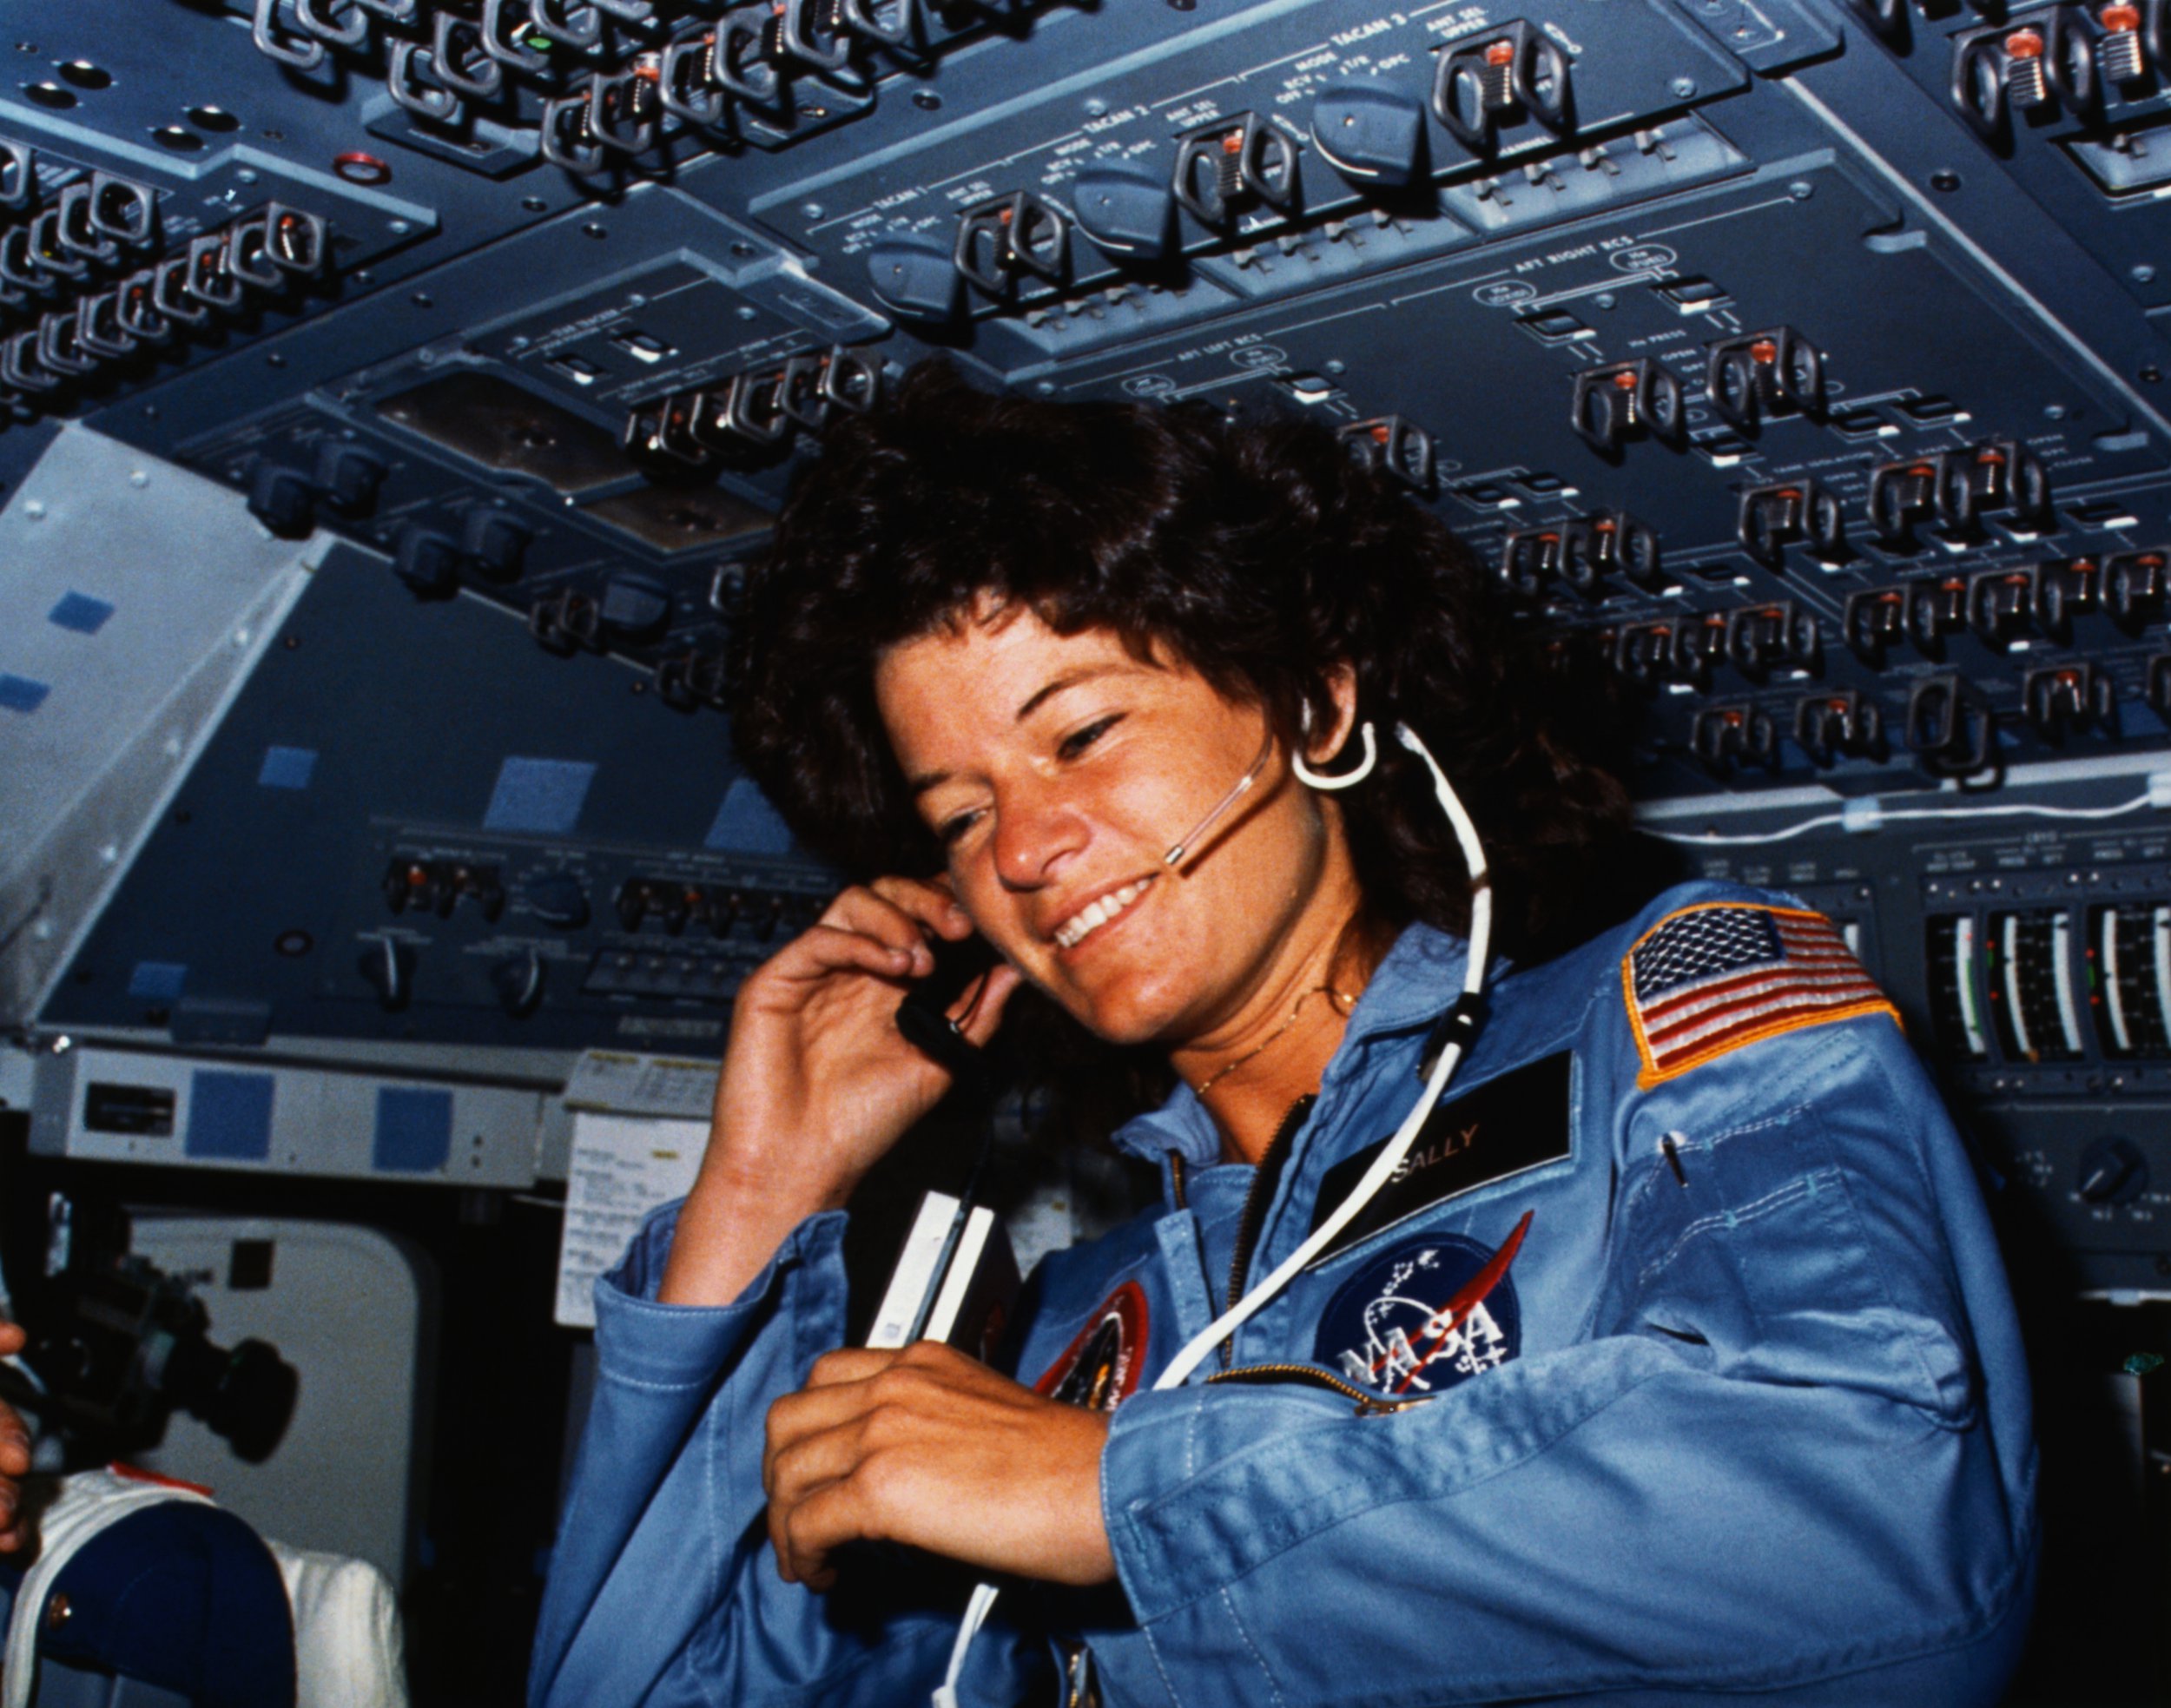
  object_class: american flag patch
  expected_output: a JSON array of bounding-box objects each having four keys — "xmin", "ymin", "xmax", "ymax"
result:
[{"xmin": 1623, "ymin": 903, "xmax": 1897, "ymax": 1086}]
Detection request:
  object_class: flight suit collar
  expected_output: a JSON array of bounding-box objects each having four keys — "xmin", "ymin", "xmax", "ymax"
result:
[{"xmin": 1109, "ymin": 921, "xmax": 1476, "ymax": 1171}]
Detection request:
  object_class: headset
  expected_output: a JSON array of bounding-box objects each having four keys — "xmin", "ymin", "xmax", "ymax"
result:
[{"xmin": 933, "ymin": 703, "xmax": 1493, "ymax": 1706}]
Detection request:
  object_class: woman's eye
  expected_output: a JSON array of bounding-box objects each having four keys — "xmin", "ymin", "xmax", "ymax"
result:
[
  {"xmin": 1058, "ymin": 715, "xmax": 1123, "ymax": 761},
  {"xmin": 937, "ymin": 808, "xmax": 983, "ymax": 847}
]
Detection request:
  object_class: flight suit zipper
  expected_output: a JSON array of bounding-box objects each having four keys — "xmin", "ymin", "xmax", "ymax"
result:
[
  {"xmin": 1205, "ymin": 1361, "xmax": 1430, "ymax": 1416},
  {"xmin": 1219, "ymin": 1093, "xmax": 1315, "ymax": 1368}
]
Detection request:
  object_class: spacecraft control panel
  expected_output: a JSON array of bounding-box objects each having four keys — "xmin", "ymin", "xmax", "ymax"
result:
[{"xmin": 1, "ymin": 0, "xmax": 2170, "ymax": 1302}]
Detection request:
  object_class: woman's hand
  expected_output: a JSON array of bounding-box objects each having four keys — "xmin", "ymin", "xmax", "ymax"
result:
[
  {"xmin": 762, "ymin": 1341, "xmax": 1114, "ymax": 1591},
  {"xmin": 0, "ymin": 1322, "xmax": 31, "ymax": 1553},
  {"xmin": 659, "ymin": 877, "xmax": 1021, "ymax": 1306}
]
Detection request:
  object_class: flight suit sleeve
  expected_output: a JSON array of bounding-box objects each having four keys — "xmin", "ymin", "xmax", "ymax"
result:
[
  {"xmin": 1092, "ymin": 1012, "xmax": 2036, "ymax": 1707},
  {"xmin": 528, "ymin": 1202, "xmax": 1041, "ymax": 1708}
]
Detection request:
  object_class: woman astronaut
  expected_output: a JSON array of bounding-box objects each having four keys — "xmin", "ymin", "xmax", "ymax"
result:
[{"xmin": 528, "ymin": 366, "xmax": 2036, "ymax": 1706}]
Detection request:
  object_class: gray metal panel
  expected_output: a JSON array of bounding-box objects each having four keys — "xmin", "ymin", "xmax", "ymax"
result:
[{"xmin": 0, "ymin": 426, "xmax": 322, "ymax": 1028}]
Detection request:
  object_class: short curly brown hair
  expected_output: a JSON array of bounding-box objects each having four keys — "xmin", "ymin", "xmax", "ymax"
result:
[{"xmin": 728, "ymin": 360, "xmax": 1634, "ymax": 957}]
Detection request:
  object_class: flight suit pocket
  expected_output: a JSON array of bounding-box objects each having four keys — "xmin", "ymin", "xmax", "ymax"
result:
[{"xmin": 1616, "ymin": 1090, "xmax": 1973, "ymax": 1421}]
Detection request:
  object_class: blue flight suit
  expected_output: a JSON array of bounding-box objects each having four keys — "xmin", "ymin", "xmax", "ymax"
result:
[{"xmin": 530, "ymin": 880, "xmax": 2036, "ymax": 1707}]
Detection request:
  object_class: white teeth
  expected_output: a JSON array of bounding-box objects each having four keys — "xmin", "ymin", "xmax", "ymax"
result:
[{"xmin": 1054, "ymin": 879, "xmax": 1151, "ymax": 950}]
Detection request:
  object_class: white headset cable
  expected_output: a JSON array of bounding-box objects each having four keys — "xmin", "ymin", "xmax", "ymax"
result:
[{"xmin": 935, "ymin": 720, "xmax": 1490, "ymax": 1705}]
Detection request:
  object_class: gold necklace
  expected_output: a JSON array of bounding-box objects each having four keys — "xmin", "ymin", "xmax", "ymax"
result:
[{"xmin": 1191, "ymin": 983, "xmax": 1356, "ymax": 1100}]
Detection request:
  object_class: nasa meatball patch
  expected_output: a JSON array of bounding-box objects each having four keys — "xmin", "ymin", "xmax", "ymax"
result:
[
  {"xmin": 1034, "ymin": 1280, "xmax": 1149, "ymax": 1414},
  {"xmin": 1312, "ymin": 1212, "xmax": 1531, "ymax": 1399}
]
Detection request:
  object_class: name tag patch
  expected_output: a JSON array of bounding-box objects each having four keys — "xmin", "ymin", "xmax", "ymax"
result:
[
  {"xmin": 1306, "ymin": 1052, "xmax": 1571, "ymax": 1265},
  {"xmin": 1312, "ymin": 1213, "xmax": 1531, "ymax": 1397}
]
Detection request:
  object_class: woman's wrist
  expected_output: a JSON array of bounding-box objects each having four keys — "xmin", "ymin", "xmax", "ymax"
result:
[{"xmin": 655, "ymin": 1144, "xmax": 855, "ymax": 1307}]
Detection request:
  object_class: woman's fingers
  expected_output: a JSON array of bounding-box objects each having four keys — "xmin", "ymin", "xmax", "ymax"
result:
[
  {"xmin": 762, "ymin": 1342, "xmax": 1116, "ymax": 1589},
  {"xmin": 802, "ymin": 1347, "xmax": 896, "ymax": 1389},
  {"xmin": 868, "ymin": 874, "xmax": 975, "ymax": 941},
  {"xmin": 785, "ymin": 879, "xmax": 969, "ymax": 984},
  {"xmin": 769, "ymin": 923, "xmax": 924, "ymax": 986},
  {"xmin": 762, "ymin": 1370, "xmax": 876, "ymax": 1495},
  {"xmin": 0, "ymin": 1408, "xmax": 28, "ymax": 1476},
  {"xmin": 811, "ymin": 887, "xmax": 934, "ymax": 966},
  {"xmin": 0, "ymin": 1395, "xmax": 28, "ymax": 1553},
  {"xmin": 773, "ymin": 1474, "xmax": 874, "ymax": 1589}
]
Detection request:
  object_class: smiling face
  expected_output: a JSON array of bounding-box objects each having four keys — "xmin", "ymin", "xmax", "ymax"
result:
[{"xmin": 874, "ymin": 604, "xmax": 1368, "ymax": 1054}]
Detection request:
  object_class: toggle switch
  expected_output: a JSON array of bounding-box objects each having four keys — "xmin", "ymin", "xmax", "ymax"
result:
[
  {"xmin": 2023, "ymin": 661, "xmax": 2115, "ymax": 737},
  {"xmin": 1692, "ymin": 702, "xmax": 1779, "ymax": 771},
  {"xmin": 1905, "ymin": 673, "xmax": 1997, "ymax": 779},
  {"xmin": 1907, "ymin": 576, "xmax": 1972, "ymax": 656},
  {"xmin": 1571, "ymin": 359, "xmax": 1684, "ymax": 453},
  {"xmin": 1706, "ymin": 326, "xmax": 1823, "ymax": 432},
  {"xmin": 1561, "ymin": 511, "xmax": 1660, "ymax": 593},
  {"xmin": 1967, "ymin": 566, "xmax": 2039, "ymax": 647},
  {"xmin": 1337, "ymin": 415, "xmax": 1434, "ymax": 491},
  {"xmin": 1738, "ymin": 478, "xmax": 1844, "ymax": 570},
  {"xmin": 1796, "ymin": 689, "xmax": 1885, "ymax": 766},
  {"xmin": 1432, "ymin": 20, "xmax": 1573, "ymax": 153},
  {"xmin": 1171, "ymin": 113, "xmax": 1300, "ymax": 228},
  {"xmin": 1867, "ymin": 458, "xmax": 1941, "ymax": 550},
  {"xmin": 2109, "ymin": 549, "xmax": 2168, "ymax": 629},
  {"xmin": 1726, "ymin": 600, "xmax": 1819, "ymax": 678},
  {"xmin": 1501, "ymin": 527, "xmax": 1566, "ymax": 597},
  {"xmin": 954, "ymin": 191, "xmax": 1070, "ymax": 295},
  {"xmin": 1844, "ymin": 587, "xmax": 1908, "ymax": 663}
]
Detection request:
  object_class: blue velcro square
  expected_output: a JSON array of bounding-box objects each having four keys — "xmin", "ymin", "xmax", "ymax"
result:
[
  {"xmin": 256, "ymin": 745, "xmax": 318, "ymax": 790},
  {"xmin": 0, "ymin": 674, "xmax": 50, "ymax": 714},
  {"xmin": 48, "ymin": 592, "xmax": 115, "ymax": 635},
  {"xmin": 484, "ymin": 758, "xmax": 597, "ymax": 834},
  {"xmin": 127, "ymin": 962, "xmax": 188, "ymax": 1001},
  {"xmin": 374, "ymin": 1086, "xmax": 452, "ymax": 1174},
  {"xmin": 185, "ymin": 1072, "xmax": 275, "ymax": 1162},
  {"xmin": 704, "ymin": 778, "xmax": 795, "ymax": 855}
]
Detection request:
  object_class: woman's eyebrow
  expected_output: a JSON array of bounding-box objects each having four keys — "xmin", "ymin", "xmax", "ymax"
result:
[
  {"xmin": 908, "ymin": 666, "xmax": 1132, "ymax": 794},
  {"xmin": 1015, "ymin": 666, "xmax": 1120, "ymax": 722}
]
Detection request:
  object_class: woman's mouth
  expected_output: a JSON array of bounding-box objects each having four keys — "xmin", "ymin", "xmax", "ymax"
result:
[{"xmin": 1053, "ymin": 877, "xmax": 1155, "ymax": 951}]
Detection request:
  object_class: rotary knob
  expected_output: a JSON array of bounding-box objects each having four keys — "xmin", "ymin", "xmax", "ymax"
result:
[
  {"xmin": 492, "ymin": 948, "xmax": 545, "ymax": 1018},
  {"xmin": 2077, "ymin": 1136, "xmax": 2148, "ymax": 1205}
]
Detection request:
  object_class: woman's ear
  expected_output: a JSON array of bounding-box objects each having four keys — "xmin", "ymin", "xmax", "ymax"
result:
[{"xmin": 1305, "ymin": 663, "xmax": 1362, "ymax": 768}]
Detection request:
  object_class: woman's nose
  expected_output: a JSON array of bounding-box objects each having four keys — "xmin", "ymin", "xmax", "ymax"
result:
[{"xmin": 991, "ymin": 778, "xmax": 1087, "ymax": 891}]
